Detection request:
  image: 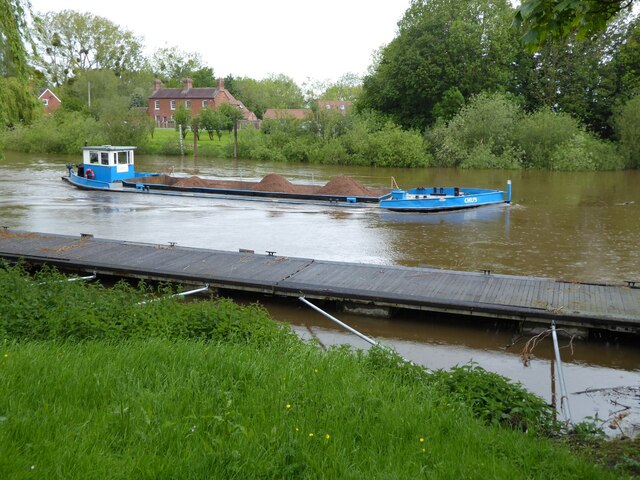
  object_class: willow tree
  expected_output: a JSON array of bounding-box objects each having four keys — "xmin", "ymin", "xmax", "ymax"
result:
[{"xmin": 0, "ymin": 0, "xmax": 39, "ymax": 131}]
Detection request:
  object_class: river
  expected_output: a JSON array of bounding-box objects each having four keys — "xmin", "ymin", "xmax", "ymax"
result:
[{"xmin": 1, "ymin": 151, "xmax": 639, "ymax": 434}]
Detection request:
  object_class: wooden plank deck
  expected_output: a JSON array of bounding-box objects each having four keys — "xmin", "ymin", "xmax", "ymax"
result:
[{"xmin": 1, "ymin": 229, "xmax": 639, "ymax": 334}]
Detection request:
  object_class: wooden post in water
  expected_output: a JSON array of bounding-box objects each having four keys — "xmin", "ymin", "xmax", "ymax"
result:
[{"xmin": 233, "ymin": 117, "xmax": 238, "ymax": 160}]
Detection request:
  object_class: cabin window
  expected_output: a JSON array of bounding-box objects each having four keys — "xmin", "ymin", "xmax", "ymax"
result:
[
  {"xmin": 100, "ymin": 152, "xmax": 109, "ymax": 165},
  {"xmin": 117, "ymin": 152, "xmax": 128, "ymax": 165},
  {"xmin": 185, "ymin": 100, "xmax": 191, "ymax": 108},
  {"xmin": 170, "ymin": 100, "xmax": 176, "ymax": 110},
  {"xmin": 154, "ymin": 100, "xmax": 160, "ymax": 110},
  {"xmin": 42, "ymin": 99, "xmax": 49, "ymax": 106},
  {"xmin": 89, "ymin": 152, "xmax": 99, "ymax": 164},
  {"xmin": 202, "ymin": 100, "xmax": 208, "ymax": 107}
]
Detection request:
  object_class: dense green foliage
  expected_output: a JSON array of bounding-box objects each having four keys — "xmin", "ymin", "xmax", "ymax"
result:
[
  {"xmin": 614, "ymin": 95, "xmax": 640, "ymax": 169},
  {"xmin": 0, "ymin": 0, "xmax": 31, "ymax": 78},
  {"xmin": 0, "ymin": 265, "xmax": 628, "ymax": 478},
  {"xmin": 515, "ymin": 0, "xmax": 636, "ymax": 48},
  {"xmin": 359, "ymin": 0, "xmax": 520, "ymax": 130},
  {"xmin": 360, "ymin": 0, "xmax": 639, "ymax": 154},
  {"xmin": 0, "ymin": 0, "xmax": 39, "ymax": 136},
  {"xmin": 429, "ymin": 92, "xmax": 626, "ymax": 170},
  {"xmin": 1, "ymin": 107, "xmax": 154, "ymax": 153},
  {"xmin": 2, "ymin": 1, "xmax": 638, "ymax": 171},
  {"xmin": 241, "ymin": 112, "xmax": 432, "ymax": 167}
]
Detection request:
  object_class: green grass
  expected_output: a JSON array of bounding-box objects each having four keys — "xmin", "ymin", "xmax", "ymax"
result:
[
  {"xmin": 0, "ymin": 340, "xmax": 620, "ymax": 479},
  {"xmin": 0, "ymin": 265, "xmax": 631, "ymax": 478},
  {"xmin": 144, "ymin": 128, "xmax": 233, "ymax": 157}
]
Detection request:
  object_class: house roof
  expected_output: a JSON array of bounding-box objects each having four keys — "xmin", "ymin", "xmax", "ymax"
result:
[
  {"xmin": 149, "ymin": 87, "xmax": 220, "ymax": 100},
  {"xmin": 263, "ymin": 108, "xmax": 310, "ymax": 120},
  {"xmin": 38, "ymin": 88, "xmax": 61, "ymax": 103}
]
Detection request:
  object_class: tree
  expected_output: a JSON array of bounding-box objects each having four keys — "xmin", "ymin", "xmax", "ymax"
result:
[
  {"xmin": 218, "ymin": 103, "xmax": 244, "ymax": 159},
  {"xmin": 101, "ymin": 99, "xmax": 153, "ymax": 147},
  {"xmin": 0, "ymin": 77, "xmax": 40, "ymax": 128},
  {"xmin": 515, "ymin": 0, "xmax": 636, "ymax": 49},
  {"xmin": 56, "ymin": 69, "xmax": 154, "ymax": 123},
  {"xmin": 173, "ymin": 105, "xmax": 191, "ymax": 139},
  {"xmin": 150, "ymin": 47, "xmax": 212, "ymax": 87},
  {"xmin": 359, "ymin": 0, "xmax": 520, "ymax": 130},
  {"xmin": 432, "ymin": 87, "xmax": 465, "ymax": 123},
  {"xmin": 517, "ymin": 13, "xmax": 639, "ymax": 137},
  {"xmin": 614, "ymin": 96, "xmax": 640, "ymax": 168},
  {"xmin": 0, "ymin": 0, "xmax": 39, "ymax": 131},
  {"xmin": 198, "ymin": 107, "xmax": 226, "ymax": 140},
  {"xmin": 429, "ymin": 92, "xmax": 523, "ymax": 168},
  {"xmin": 33, "ymin": 10, "xmax": 145, "ymax": 85},
  {"xmin": 0, "ymin": 0, "xmax": 31, "ymax": 78},
  {"xmin": 320, "ymin": 73, "xmax": 362, "ymax": 102},
  {"xmin": 226, "ymin": 74, "xmax": 304, "ymax": 119}
]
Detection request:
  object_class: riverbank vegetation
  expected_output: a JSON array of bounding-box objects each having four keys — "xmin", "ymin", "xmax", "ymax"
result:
[
  {"xmin": 1, "ymin": 264, "xmax": 637, "ymax": 478},
  {"xmin": 1, "ymin": 1, "xmax": 638, "ymax": 170}
]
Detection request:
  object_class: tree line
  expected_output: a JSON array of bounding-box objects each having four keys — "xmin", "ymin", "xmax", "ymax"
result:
[{"xmin": 1, "ymin": 0, "xmax": 638, "ymax": 169}]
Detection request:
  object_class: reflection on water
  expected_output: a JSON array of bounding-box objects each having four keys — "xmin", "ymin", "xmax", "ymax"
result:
[{"xmin": 1, "ymin": 151, "xmax": 639, "ymax": 430}]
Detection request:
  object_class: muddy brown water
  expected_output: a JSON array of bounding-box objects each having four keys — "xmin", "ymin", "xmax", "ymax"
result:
[{"xmin": 1, "ymin": 151, "xmax": 639, "ymax": 433}]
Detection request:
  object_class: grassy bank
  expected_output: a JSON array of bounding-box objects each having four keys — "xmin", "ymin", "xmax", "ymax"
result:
[
  {"xmin": 143, "ymin": 127, "xmax": 233, "ymax": 157},
  {"xmin": 0, "ymin": 265, "xmax": 635, "ymax": 478}
]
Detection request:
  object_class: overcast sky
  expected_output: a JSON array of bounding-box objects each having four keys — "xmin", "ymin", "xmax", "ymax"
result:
[{"xmin": 29, "ymin": 0, "xmax": 410, "ymax": 85}]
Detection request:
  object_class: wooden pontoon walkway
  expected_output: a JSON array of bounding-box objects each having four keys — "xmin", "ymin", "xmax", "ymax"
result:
[{"xmin": 1, "ymin": 229, "xmax": 639, "ymax": 334}]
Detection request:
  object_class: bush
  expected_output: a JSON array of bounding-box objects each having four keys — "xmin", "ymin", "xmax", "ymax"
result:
[
  {"xmin": 430, "ymin": 92, "xmax": 522, "ymax": 168},
  {"xmin": 459, "ymin": 143, "xmax": 523, "ymax": 170},
  {"xmin": 549, "ymin": 133, "xmax": 625, "ymax": 171},
  {"xmin": 1, "ymin": 110, "xmax": 105, "ymax": 153},
  {"xmin": 613, "ymin": 95, "xmax": 640, "ymax": 169},
  {"xmin": 514, "ymin": 108, "xmax": 583, "ymax": 169},
  {"xmin": 431, "ymin": 363, "xmax": 556, "ymax": 434}
]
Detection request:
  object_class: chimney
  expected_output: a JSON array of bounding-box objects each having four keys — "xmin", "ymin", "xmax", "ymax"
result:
[
  {"xmin": 182, "ymin": 78, "xmax": 193, "ymax": 90},
  {"xmin": 153, "ymin": 79, "xmax": 162, "ymax": 90},
  {"xmin": 217, "ymin": 78, "xmax": 225, "ymax": 90}
]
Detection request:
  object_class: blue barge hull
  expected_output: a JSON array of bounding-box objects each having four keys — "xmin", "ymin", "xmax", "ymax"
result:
[{"xmin": 379, "ymin": 182, "xmax": 512, "ymax": 212}]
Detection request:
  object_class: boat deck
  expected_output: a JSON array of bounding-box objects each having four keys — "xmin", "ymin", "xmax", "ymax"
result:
[{"xmin": 1, "ymin": 230, "xmax": 638, "ymax": 334}]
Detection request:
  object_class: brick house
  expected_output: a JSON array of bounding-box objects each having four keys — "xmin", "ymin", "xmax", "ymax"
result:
[
  {"xmin": 148, "ymin": 78, "xmax": 257, "ymax": 127},
  {"xmin": 263, "ymin": 101, "xmax": 352, "ymax": 122},
  {"xmin": 317, "ymin": 100, "xmax": 352, "ymax": 113},
  {"xmin": 262, "ymin": 108, "xmax": 310, "ymax": 120},
  {"xmin": 38, "ymin": 88, "xmax": 61, "ymax": 114}
]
